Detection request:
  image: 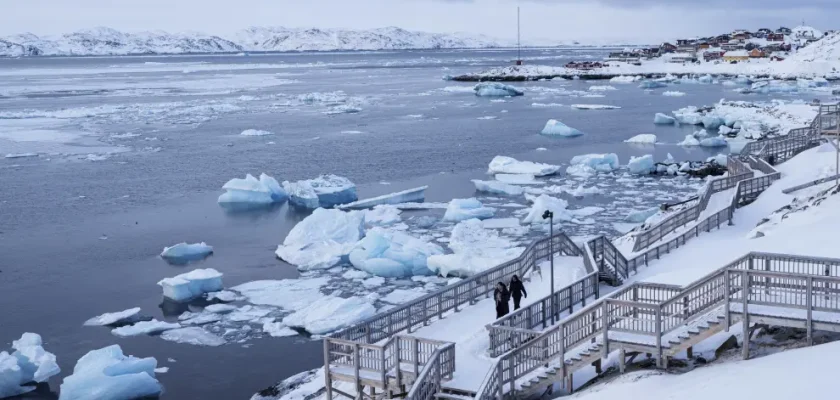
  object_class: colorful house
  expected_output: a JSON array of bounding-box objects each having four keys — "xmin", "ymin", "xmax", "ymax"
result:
[{"xmin": 723, "ymin": 50, "xmax": 750, "ymax": 62}]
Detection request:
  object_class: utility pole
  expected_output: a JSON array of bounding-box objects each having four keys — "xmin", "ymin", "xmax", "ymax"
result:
[{"xmin": 516, "ymin": 6, "xmax": 522, "ymax": 65}]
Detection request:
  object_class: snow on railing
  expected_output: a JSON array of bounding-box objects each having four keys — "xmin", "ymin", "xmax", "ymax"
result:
[
  {"xmin": 405, "ymin": 343, "xmax": 455, "ymax": 400},
  {"xmin": 782, "ymin": 174, "xmax": 840, "ymax": 194}
]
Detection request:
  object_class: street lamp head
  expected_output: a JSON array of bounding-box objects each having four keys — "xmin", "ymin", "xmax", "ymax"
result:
[{"xmin": 542, "ymin": 210, "xmax": 554, "ymax": 220}]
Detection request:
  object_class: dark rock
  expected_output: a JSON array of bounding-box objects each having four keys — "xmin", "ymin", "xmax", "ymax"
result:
[{"xmin": 715, "ymin": 335, "xmax": 739, "ymax": 358}]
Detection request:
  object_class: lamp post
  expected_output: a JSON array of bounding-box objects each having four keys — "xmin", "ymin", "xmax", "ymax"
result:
[{"xmin": 542, "ymin": 210, "xmax": 555, "ymax": 324}]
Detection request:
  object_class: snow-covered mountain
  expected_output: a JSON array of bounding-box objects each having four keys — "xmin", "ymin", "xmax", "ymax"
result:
[{"xmin": 0, "ymin": 26, "xmax": 507, "ymax": 56}]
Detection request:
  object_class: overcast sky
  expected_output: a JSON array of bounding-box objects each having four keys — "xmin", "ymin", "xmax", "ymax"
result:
[{"xmin": 0, "ymin": 0, "xmax": 833, "ymax": 43}]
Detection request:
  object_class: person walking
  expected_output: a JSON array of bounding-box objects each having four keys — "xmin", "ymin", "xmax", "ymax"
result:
[
  {"xmin": 494, "ymin": 282, "xmax": 511, "ymax": 319},
  {"xmin": 509, "ymin": 275, "xmax": 527, "ymax": 310}
]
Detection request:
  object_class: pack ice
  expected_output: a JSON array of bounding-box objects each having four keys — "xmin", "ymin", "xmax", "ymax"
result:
[
  {"xmin": 218, "ymin": 173, "xmax": 287, "ymax": 207},
  {"xmin": 700, "ymin": 135, "xmax": 728, "ymax": 147},
  {"xmin": 283, "ymin": 296, "xmax": 376, "ymax": 335},
  {"xmin": 0, "ymin": 333, "xmax": 60, "ymax": 398},
  {"xmin": 472, "ymin": 180, "xmax": 524, "ymax": 196},
  {"xmin": 628, "ymin": 154, "xmax": 655, "ymax": 175},
  {"xmin": 639, "ymin": 81, "xmax": 667, "ymax": 89},
  {"xmin": 160, "ymin": 242, "xmax": 213, "ymax": 263},
  {"xmin": 284, "ymin": 174, "xmax": 357, "ymax": 208},
  {"xmin": 443, "ymin": 198, "xmax": 495, "ymax": 222},
  {"xmin": 157, "ymin": 268, "xmax": 224, "ymax": 302},
  {"xmin": 488, "ymin": 156, "xmax": 559, "ymax": 177},
  {"xmin": 349, "ymin": 227, "xmax": 443, "ymax": 277},
  {"xmin": 624, "ymin": 134, "xmax": 656, "ymax": 144},
  {"xmin": 473, "ymin": 82, "xmax": 524, "ymax": 97},
  {"xmin": 522, "ymin": 194, "xmax": 602, "ymax": 224},
  {"xmin": 58, "ymin": 345, "xmax": 161, "ymax": 400},
  {"xmin": 275, "ymin": 208, "xmax": 365, "ymax": 270},
  {"xmin": 339, "ymin": 186, "xmax": 427, "ymax": 210},
  {"xmin": 540, "ymin": 119, "xmax": 583, "ymax": 137},
  {"xmin": 427, "ymin": 219, "xmax": 524, "ymax": 277}
]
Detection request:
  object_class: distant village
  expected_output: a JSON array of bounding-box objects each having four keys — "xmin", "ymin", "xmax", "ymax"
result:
[{"xmin": 565, "ymin": 26, "xmax": 830, "ymax": 70}]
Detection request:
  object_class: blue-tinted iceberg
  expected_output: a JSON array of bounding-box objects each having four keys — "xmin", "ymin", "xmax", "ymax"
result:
[
  {"xmin": 698, "ymin": 74, "xmax": 714, "ymax": 84},
  {"xmin": 540, "ymin": 119, "xmax": 583, "ymax": 137},
  {"xmin": 59, "ymin": 345, "xmax": 161, "ymax": 400},
  {"xmin": 628, "ymin": 154, "xmax": 655, "ymax": 175},
  {"xmin": 349, "ymin": 227, "xmax": 444, "ymax": 277},
  {"xmin": 702, "ymin": 116, "xmax": 724, "ymax": 130},
  {"xmin": 474, "ymin": 82, "xmax": 524, "ymax": 97},
  {"xmin": 566, "ymin": 153, "xmax": 620, "ymax": 176},
  {"xmin": 639, "ymin": 81, "xmax": 667, "ymax": 89},
  {"xmin": 84, "ymin": 308, "xmax": 143, "ymax": 327},
  {"xmin": 217, "ymin": 173, "xmax": 287, "ymax": 208},
  {"xmin": 679, "ymin": 135, "xmax": 701, "ymax": 146},
  {"xmin": 427, "ymin": 219, "xmax": 524, "ymax": 277},
  {"xmin": 157, "ymin": 269, "xmax": 224, "ymax": 302},
  {"xmin": 283, "ymin": 296, "xmax": 376, "ymax": 335},
  {"xmin": 284, "ymin": 174, "xmax": 357, "ymax": 208},
  {"xmin": 275, "ymin": 208, "xmax": 365, "ymax": 271},
  {"xmin": 700, "ymin": 135, "xmax": 728, "ymax": 147},
  {"xmin": 111, "ymin": 320, "xmax": 181, "ymax": 338},
  {"xmin": 160, "ymin": 242, "xmax": 213, "ymax": 264},
  {"xmin": 339, "ymin": 186, "xmax": 427, "ymax": 210},
  {"xmin": 0, "ymin": 333, "xmax": 60, "ymax": 398},
  {"xmin": 443, "ymin": 198, "xmax": 495, "ymax": 222},
  {"xmin": 673, "ymin": 106, "xmax": 703, "ymax": 125},
  {"xmin": 488, "ymin": 156, "xmax": 560, "ymax": 177},
  {"xmin": 654, "ymin": 113, "xmax": 676, "ymax": 125},
  {"xmin": 625, "ymin": 207, "xmax": 659, "ymax": 223},
  {"xmin": 472, "ymin": 180, "xmax": 524, "ymax": 196}
]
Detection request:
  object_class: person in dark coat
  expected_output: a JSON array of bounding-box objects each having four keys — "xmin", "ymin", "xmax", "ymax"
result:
[
  {"xmin": 494, "ymin": 282, "xmax": 511, "ymax": 318},
  {"xmin": 509, "ymin": 275, "xmax": 527, "ymax": 310}
]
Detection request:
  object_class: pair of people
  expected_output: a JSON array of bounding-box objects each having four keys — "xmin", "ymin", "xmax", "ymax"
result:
[{"xmin": 494, "ymin": 275, "xmax": 528, "ymax": 319}]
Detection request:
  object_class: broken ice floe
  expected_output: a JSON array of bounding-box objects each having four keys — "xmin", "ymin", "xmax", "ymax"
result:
[
  {"xmin": 158, "ymin": 268, "xmax": 224, "ymax": 302},
  {"xmin": 284, "ymin": 174, "xmax": 357, "ymax": 209},
  {"xmin": 488, "ymin": 156, "xmax": 559, "ymax": 177},
  {"xmin": 339, "ymin": 186, "xmax": 427, "ymax": 210},
  {"xmin": 59, "ymin": 345, "xmax": 161, "ymax": 400},
  {"xmin": 218, "ymin": 173, "xmax": 288, "ymax": 209},
  {"xmin": 275, "ymin": 208, "xmax": 365, "ymax": 271},
  {"xmin": 160, "ymin": 242, "xmax": 213, "ymax": 264},
  {"xmin": 0, "ymin": 333, "xmax": 60, "ymax": 398},
  {"xmin": 540, "ymin": 119, "xmax": 583, "ymax": 137}
]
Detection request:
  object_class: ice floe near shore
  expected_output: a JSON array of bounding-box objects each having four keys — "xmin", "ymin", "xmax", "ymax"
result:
[
  {"xmin": 654, "ymin": 113, "xmax": 676, "ymax": 125},
  {"xmin": 349, "ymin": 227, "xmax": 443, "ymax": 277},
  {"xmin": 488, "ymin": 156, "xmax": 559, "ymax": 177},
  {"xmin": 566, "ymin": 153, "xmax": 620, "ymax": 176},
  {"xmin": 218, "ymin": 173, "xmax": 287, "ymax": 208},
  {"xmin": 474, "ymin": 82, "xmax": 524, "ymax": 97},
  {"xmin": 427, "ymin": 219, "xmax": 524, "ymax": 277},
  {"xmin": 59, "ymin": 345, "xmax": 161, "ymax": 400},
  {"xmin": 472, "ymin": 180, "xmax": 524, "ymax": 196},
  {"xmin": 84, "ymin": 308, "xmax": 143, "ymax": 327},
  {"xmin": 0, "ymin": 333, "xmax": 60, "ymax": 398},
  {"xmin": 283, "ymin": 296, "xmax": 377, "ymax": 335},
  {"xmin": 624, "ymin": 134, "xmax": 656, "ymax": 144},
  {"xmin": 443, "ymin": 198, "xmax": 495, "ymax": 222},
  {"xmin": 540, "ymin": 119, "xmax": 583, "ymax": 137},
  {"xmin": 160, "ymin": 242, "xmax": 213, "ymax": 263},
  {"xmin": 339, "ymin": 186, "xmax": 427, "ymax": 210},
  {"xmin": 158, "ymin": 268, "xmax": 224, "ymax": 302},
  {"xmin": 284, "ymin": 174, "xmax": 357, "ymax": 209},
  {"xmin": 275, "ymin": 208, "xmax": 365, "ymax": 271}
]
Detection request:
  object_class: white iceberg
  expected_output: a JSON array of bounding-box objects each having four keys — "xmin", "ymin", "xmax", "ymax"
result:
[
  {"xmin": 481, "ymin": 218, "xmax": 521, "ymax": 229},
  {"xmin": 159, "ymin": 327, "xmax": 226, "ymax": 346},
  {"xmin": 160, "ymin": 242, "xmax": 213, "ymax": 263},
  {"xmin": 494, "ymin": 173, "xmax": 540, "ymax": 185},
  {"xmin": 157, "ymin": 269, "xmax": 224, "ymax": 302},
  {"xmin": 364, "ymin": 205, "xmax": 402, "ymax": 226},
  {"xmin": 571, "ymin": 104, "xmax": 620, "ymax": 110},
  {"xmin": 702, "ymin": 116, "xmax": 724, "ymax": 130},
  {"xmin": 708, "ymin": 154, "xmax": 729, "ymax": 166},
  {"xmin": 339, "ymin": 186, "xmax": 427, "ymax": 210},
  {"xmin": 59, "ymin": 345, "xmax": 161, "ymax": 400},
  {"xmin": 472, "ymin": 180, "xmax": 524, "ymax": 196},
  {"xmin": 662, "ymin": 91, "xmax": 686, "ymax": 97},
  {"xmin": 639, "ymin": 81, "xmax": 667, "ymax": 89},
  {"xmin": 427, "ymin": 219, "xmax": 524, "ymax": 277},
  {"xmin": 567, "ymin": 185, "xmax": 604, "ymax": 198},
  {"xmin": 240, "ymin": 129, "xmax": 274, "ymax": 136},
  {"xmin": 521, "ymin": 195, "xmax": 573, "ymax": 224},
  {"xmin": 624, "ymin": 134, "xmax": 656, "ymax": 144},
  {"xmin": 673, "ymin": 107, "xmax": 703, "ymax": 125},
  {"xmin": 698, "ymin": 74, "xmax": 714, "ymax": 84},
  {"xmin": 678, "ymin": 135, "xmax": 701, "ymax": 146},
  {"xmin": 284, "ymin": 174, "xmax": 357, "ymax": 209},
  {"xmin": 488, "ymin": 156, "xmax": 559, "ymax": 177},
  {"xmin": 262, "ymin": 322, "xmax": 298, "ymax": 338},
  {"xmin": 628, "ymin": 155, "xmax": 655, "ymax": 175},
  {"xmin": 231, "ymin": 277, "xmax": 330, "ymax": 311},
  {"xmin": 218, "ymin": 173, "xmax": 287, "ymax": 207},
  {"xmin": 283, "ymin": 296, "xmax": 376, "ymax": 335},
  {"xmin": 111, "ymin": 320, "xmax": 181, "ymax": 338},
  {"xmin": 0, "ymin": 333, "xmax": 60, "ymax": 398},
  {"xmin": 654, "ymin": 113, "xmax": 676, "ymax": 125},
  {"xmin": 700, "ymin": 135, "xmax": 728, "ymax": 147},
  {"xmin": 275, "ymin": 208, "xmax": 365, "ymax": 271},
  {"xmin": 540, "ymin": 119, "xmax": 583, "ymax": 137},
  {"xmin": 474, "ymin": 82, "xmax": 524, "ymax": 97},
  {"xmin": 84, "ymin": 308, "xmax": 143, "ymax": 327},
  {"xmin": 610, "ymin": 75, "xmax": 642, "ymax": 83},
  {"xmin": 567, "ymin": 153, "xmax": 620, "ymax": 176},
  {"xmin": 443, "ymin": 198, "xmax": 495, "ymax": 222},
  {"xmin": 348, "ymin": 227, "xmax": 444, "ymax": 277},
  {"xmin": 625, "ymin": 207, "xmax": 659, "ymax": 223},
  {"xmin": 719, "ymin": 125, "xmax": 735, "ymax": 135}
]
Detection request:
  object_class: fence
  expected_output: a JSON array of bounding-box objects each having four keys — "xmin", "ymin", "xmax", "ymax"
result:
[
  {"xmin": 782, "ymin": 174, "xmax": 840, "ymax": 194},
  {"xmin": 405, "ymin": 343, "xmax": 456, "ymax": 400}
]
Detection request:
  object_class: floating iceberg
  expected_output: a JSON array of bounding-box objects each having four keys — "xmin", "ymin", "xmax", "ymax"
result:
[
  {"xmin": 159, "ymin": 327, "xmax": 226, "ymax": 346},
  {"xmin": 427, "ymin": 219, "xmax": 523, "ymax": 277},
  {"xmin": 625, "ymin": 207, "xmax": 659, "ymax": 223},
  {"xmin": 231, "ymin": 277, "xmax": 330, "ymax": 311},
  {"xmin": 262, "ymin": 322, "xmax": 298, "ymax": 338},
  {"xmin": 571, "ymin": 104, "xmax": 621, "ymax": 110},
  {"xmin": 700, "ymin": 135, "xmax": 728, "ymax": 147},
  {"xmin": 283, "ymin": 296, "xmax": 376, "ymax": 335},
  {"xmin": 734, "ymin": 75, "xmax": 753, "ymax": 85},
  {"xmin": 639, "ymin": 81, "xmax": 667, "ymax": 89},
  {"xmin": 112, "ymin": 320, "xmax": 181, "ymax": 338},
  {"xmin": 624, "ymin": 134, "xmax": 656, "ymax": 144},
  {"xmin": 678, "ymin": 135, "xmax": 701, "ymax": 146},
  {"xmin": 59, "ymin": 345, "xmax": 161, "ymax": 400},
  {"xmin": 673, "ymin": 106, "xmax": 703, "ymax": 125},
  {"xmin": 567, "ymin": 185, "xmax": 604, "ymax": 198},
  {"xmin": 275, "ymin": 208, "xmax": 365, "ymax": 271},
  {"xmin": 494, "ymin": 173, "xmax": 540, "ymax": 185},
  {"xmin": 567, "ymin": 153, "xmax": 620, "ymax": 176},
  {"xmin": 488, "ymin": 156, "xmax": 560, "ymax": 177},
  {"xmin": 284, "ymin": 174, "xmax": 357, "ymax": 209},
  {"xmin": 160, "ymin": 242, "xmax": 213, "ymax": 263},
  {"xmin": 628, "ymin": 155, "xmax": 655, "ymax": 175},
  {"xmin": 349, "ymin": 227, "xmax": 444, "ymax": 277},
  {"xmin": 702, "ymin": 116, "xmax": 724, "ymax": 130},
  {"xmin": 719, "ymin": 125, "xmax": 736, "ymax": 135},
  {"xmin": 0, "ymin": 333, "xmax": 60, "ymax": 398},
  {"xmin": 474, "ymin": 82, "xmax": 524, "ymax": 97},
  {"xmin": 610, "ymin": 75, "xmax": 642, "ymax": 83},
  {"xmin": 698, "ymin": 74, "xmax": 714, "ymax": 84},
  {"xmin": 84, "ymin": 308, "xmax": 143, "ymax": 327},
  {"xmin": 218, "ymin": 173, "xmax": 288, "ymax": 208},
  {"xmin": 540, "ymin": 119, "xmax": 583, "ymax": 137},
  {"xmin": 481, "ymin": 218, "xmax": 521, "ymax": 229},
  {"xmin": 364, "ymin": 205, "xmax": 402, "ymax": 226},
  {"xmin": 654, "ymin": 113, "xmax": 676, "ymax": 125},
  {"xmin": 157, "ymin": 269, "xmax": 224, "ymax": 302},
  {"xmin": 522, "ymin": 195, "xmax": 571, "ymax": 224},
  {"xmin": 339, "ymin": 186, "xmax": 427, "ymax": 210},
  {"xmin": 443, "ymin": 198, "xmax": 495, "ymax": 222},
  {"xmin": 240, "ymin": 129, "xmax": 274, "ymax": 136},
  {"xmin": 472, "ymin": 180, "xmax": 524, "ymax": 196},
  {"xmin": 708, "ymin": 154, "xmax": 728, "ymax": 166},
  {"xmin": 662, "ymin": 91, "xmax": 686, "ymax": 97}
]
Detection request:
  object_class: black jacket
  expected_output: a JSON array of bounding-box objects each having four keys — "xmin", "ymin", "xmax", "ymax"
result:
[
  {"xmin": 494, "ymin": 287, "xmax": 510, "ymax": 305},
  {"xmin": 509, "ymin": 279, "xmax": 527, "ymax": 299}
]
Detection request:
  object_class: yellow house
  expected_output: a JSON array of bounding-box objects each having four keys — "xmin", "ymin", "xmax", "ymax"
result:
[{"xmin": 723, "ymin": 50, "xmax": 750, "ymax": 62}]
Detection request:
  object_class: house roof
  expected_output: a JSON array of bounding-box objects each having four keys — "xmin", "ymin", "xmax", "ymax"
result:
[{"xmin": 724, "ymin": 50, "xmax": 750, "ymax": 57}]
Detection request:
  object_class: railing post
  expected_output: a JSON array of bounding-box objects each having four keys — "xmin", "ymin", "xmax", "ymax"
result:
[
  {"xmin": 324, "ymin": 340, "xmax": 333, "ymax": 400},
  {"xmin": 413, "ymin": 338, "xmax": 420, "ymax": 378},
  {"xmin": 655, "ymin": 306, "xmax": 663, "ymax": 368},
  {"xmin": 601, "ymin": 302, "xmax": 609, "ymax": 358},
  {"xmin": 395, "ymin": 339, "xmax": 403, "ymax": 388},
  {"xmin": 724, "ymin": 270, "xmax": 731, "ymax": 331},
  {"xmin": 742, "ymin": 271, "xmax": 750, "ymax": 360},
  {"xmin": 380, "ymin": 344, "xmax": 387, "ymax": 390},
  {"xmin": 496, "ymin": 362, "xmax": 504, "ymax": 399},
  {"xmin": 807, "ymin": 276, "xmax": 813, "ymax": 346},
  {"xmin": 353, "ymin": 343, "xmax": 362, "ymax": 396}
]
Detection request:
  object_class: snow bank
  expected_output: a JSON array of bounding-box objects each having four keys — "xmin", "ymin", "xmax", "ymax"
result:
[
  {"xmin": 157, "ymin": 269, "xmax": 224, "ymax": 302},
  {"xmin": 628, "ymin": 154, "xmax": 655, "ymax": 175},
  {"xmin": 474, "ymin": 82, "xmax": 524, "ymax": 97},
  {"xmin": 84, "ymin": 308, "xmax": 143, "ymax": 327},
  {"xmin": 349, "ymin": 227, "xmax": 444, "ymax": 277},
  {"xmin": 159, "ymin": 242, "xmax": 213, "ymax": 263},
  {"xmin": 283, "ymin": 296, "xmax": 376, "ymax": 335},
  {"xmin": 59, "ymin": 345, "xmax": 161, "ymax": 400},
  {"xmin": 472, "ymin": 180, "xmax": 524, "ymax": 196},
  {"xmin": 567, "ymin": 153, "xmax": 620, "ymax": 176},
  {"xmin": 540, "ymin": 119, "xmax": 584, "ymax": 137},
  {"xmin": 283, "ymin": 174, "xmax": 357, "ymax": 208},
  {"xmin": 339, "ymin": 186, "xmax": 427, "ymax": 210},
  {"xmin": 654, "ymin": 113, "xmax": 676, "ymax": 125},
  {"xmin": 443, "ymin": 198, "xmax": 495, "ymax": 222},
  {"xmin": 0, "ymin": 333, "xmax": 60, "ymax": 398},
  {"xmin": 275, "ymin": 208, "xmax": 365, "ymax": 270},
  {"xmin": 488, "ymin": 156, "xmax": 560, "ymax": 177},
  {"xmin": 624, "ymin": 134, "xmax": 656, "ymax": 144},
  {"xmin": 218, "ymin": 173, "xmax": 288, "ymax": 207},
  {"xmin": 427, "ymin": 219, "xmax": 523, "ymax": 277},
  {"xmin": 240, "ymin": 129, "xmax": 274, "ymax": 136}
]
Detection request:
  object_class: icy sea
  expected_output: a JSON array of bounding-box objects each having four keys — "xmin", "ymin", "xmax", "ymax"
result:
[{"xmin": 0, "ymin": 48, "xmax": 816, "ymax": 399}]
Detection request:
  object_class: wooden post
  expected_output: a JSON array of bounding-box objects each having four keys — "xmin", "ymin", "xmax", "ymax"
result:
[
  {"xmin": 413, "ymin": 338, "xmax": 420, "ymax": 377},
  {"xmin": 380, "ymin": 345, "xmax": 387, "ymax": 390},
  {"xmin": 568, "ymin": 374, "xmax": 574, "ymax": 394},
  {"xmin": 686, "ymin": 346, "xmax": 693, "ymax": 359},
  {"xmin": 724, "ymin": 270, "xmax": 731, "ymax": 331},
  {"xmin": 602, "ymin": 302, "xmax": 609, "ymax": 358},
  {"xmin": 655, "ymin": 307, "xmax": 663, "ymax": 368},
  {"xmin": 742, "ymin": 271, "xmax": 750, "ymax": 360},
  {"xmin": 593, "ymin": 359, "xmax": 602, "ymax": 374},
  {"xmin": 324, "ymin": 340, "xmax": 334, "ymax": 400},
  {"xmin": 497, "ymin": 362, "xmax": 505, "ymax": 399},
  {"xmin": 353, "ymin": 343, "xmax": 362, "ymax": 398},
  {"xmin": 619, "ymin": 348, "xmax": 626, "ymax": 373},
  {"xmin": 807, "ymin": 276, "xmax": 814, "ymax": 346},
  {"xmin": 395, "ymin": 338, "xmax": 402, "ymax": 388}
]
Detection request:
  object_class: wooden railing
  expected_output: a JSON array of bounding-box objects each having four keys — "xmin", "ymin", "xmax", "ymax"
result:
[{"xmin": 405, "ymin": 343, "xmax": 456, "ymax": 400}]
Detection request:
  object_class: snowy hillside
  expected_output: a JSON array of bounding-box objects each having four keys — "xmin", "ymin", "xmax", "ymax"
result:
[
  {"xmin": 786, "ymin": 31, "xmax": 840, "ymax": 62},
  {"xmin": 0, "ymin": 26, "xmax": 506, "ymax": 56}
]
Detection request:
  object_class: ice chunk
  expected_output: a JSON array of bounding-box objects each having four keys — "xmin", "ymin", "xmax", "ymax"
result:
[
  {"xmin": 481, "ymin": 218, "xmax": 521, "ymax": 229},
  {"xmin": 625, "ymin": 207, "xmax": 659, "ymax": 223},
  {"xmin": 488, "ymin": 156, "xmax": 559, "ymax": 177},
  {"xmin": 0, "ymin": 333, "xmax": 61, "ymax": 397},
  {"xmin": 624, "ymin": 134, "xmax": 656, "ymax": 144},
  {"xmin": 232, "ymin": 277, "xmax": 329, "ymax": 311},
  {"xmin": 275, "ymin": 208, "xmax": 365, "ymax": 271},
  {"xmin": 700, "ymin": 135, "xmax": 728, "ymax": 147},
  {"xmin": 638, "ymin": 81, "xmax": 667, "ymax": 89},
  {"xmin": 443, "ymin": 198, "xmax": 495, "ymax": 222},
  {"xmin": 1, "ymin": 351, "xmax": 31, "ymax": 398},
  {"xmin": 59, "ymin": 345, "xmax": 161, "ymax": 400},
  {"xmin": 159, "ymin": 327, "xmax": 226, "ymax": 346},
  {"xmin": 381, "ymin": 288, "xmax": 428, "ymax": 304},
  {"xmin": 628, "ymin": 155, "xmax": 655, "ymax": 175},
  {"xmin": 157, "ymin": 269, "xmax": 224, "ymax": 302},
  {"xmin": 363, "ymin": 205, "xmax": 402, "ymax": 226},
  {"xmin": 204, "ymin": 304, "xmax": 237, "ymax": 314},
  {"xmin": 240, "ymin": 129, "xmax": 274, "ymax": 136},
  {"xmin": 111, "ymin": 320, "xmax": 181, "ymax": 337},
  {"xmin": 567, "ymin": 153, "xmax": 620, "ymax": 176},
  {"xmin": 284, "ymin": 174, "xmax": 358, "ymax": 208},
  {"xmin": 678, "ymin": 135, "xmax": 700, "ymax": 146},
  {"xmin": 84, "ymin": 308, "xmax": 143, "ymax": 327},
  {"xmin": 339, "ymin": 186, "xmax": 427, "ymax": 210},
  {"xmin": 494, "ymin": 173, "xmax": 540, "ymax": 185},
  {"xmin": 160, "ymin": 242, "xmax": 213, "ymax": 263},
  {"xmin": 540, "ymin": 119, "xmax": 583, "ymax": 137},
  {"xmin": 708, "ymin": 154, "xmax": 729, "ymax": 166},
  {"xmin": 427, "ymin": 219, "xmax": 523, "ymax": 277},
  {"xmin": 474, "ymin": 82, "xmax": 524, "ymax": 97},
  {"xmin": 218, "ymin": 173, "xmax": 287, "ymax": 207},
  {"xmin": 673, "ymin": 106, "xmax": 703, "ymax": 125},
  {"xmin": 472, "ymin": 180, "xmax": 524, "ymax": 196},
  {"xmin": 349, "ymin": 227, "xmax": 444, "ymax": 277},
  {"xmin": 571, "ymin": 104, "xmax": 620, "ymax": 110},
  {"xmin": 698, "ymin": 74, "xmax": 714, "ymax": 84},
  {"xmin": 702, "ymin": 116, "xmax": 724, "ymax": 130},
  {"xmin": 283, "ymin": 296, "xmax": 376, "ymax": 335},
  {"xmin": 342, "ymin": 269, "xmax": 370, "ymax": 280},
  {"xmin": 734, "ymin": 75, "xmax": 752, "ymax": 85},
  {"xmin": 719, "ymin": 125, "xmax": 735, "ymax": 135},
  {"xmin": 522, "ymin": 195, "xmax": 570, "ymax": 224},
  {"xmin": 362, "ymin": 277, "xmax": 386, "ymax": 288},
  {"xmin": 567, "ymin": 185, "xmax": 604, "ymax": 197},
  {"xmin": 654, "ymin": 113, "xmax": 676, "ymax": 125},
  {"xmin": 662, "ymin": 91, "xmax": 685, "ymax": 97},
  {"xmin": 262, "ymin": 321, "xmax": 298, "ymax": 338},
  {"xmin": 610, "ymin": 75, "xmax": 642, "ymax": 83}
]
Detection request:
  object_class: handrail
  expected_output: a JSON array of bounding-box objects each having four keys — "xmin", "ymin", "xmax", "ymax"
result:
[
  {"xmin": 405, "ymin": 343, "xmax": 456, "ymax": 400},
  {"xmin": 782, "ymin": 174, "xmax": 840, "ymax": 194}
]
